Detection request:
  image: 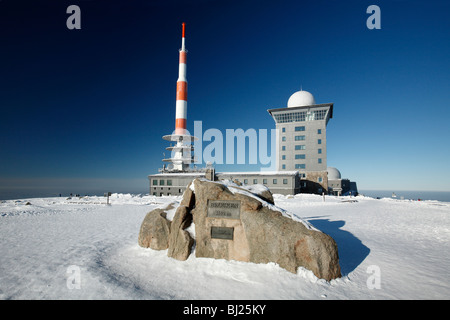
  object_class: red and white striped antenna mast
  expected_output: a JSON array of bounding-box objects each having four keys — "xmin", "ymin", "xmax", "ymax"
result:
[
  {"xmin": 162, "ymin": 22, "xmax": 198, "ymax": 172},
  {"xmin": 175, "ymin": 22, "xmax": 188, "ymax": 134}
]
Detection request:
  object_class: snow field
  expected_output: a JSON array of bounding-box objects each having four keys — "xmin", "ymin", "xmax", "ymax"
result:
[{"xmin": 1, "ymin": 193, "xmax": 449, "ymax": 299}]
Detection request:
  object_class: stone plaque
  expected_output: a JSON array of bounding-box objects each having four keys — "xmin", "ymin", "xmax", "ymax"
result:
[
  {"xmin": 207, "ymin": 200, "xmax": 241, "ymax": 219},
  {"xmin": 211, "ymin": 226, "xmax": 234, "ymax": 240}
]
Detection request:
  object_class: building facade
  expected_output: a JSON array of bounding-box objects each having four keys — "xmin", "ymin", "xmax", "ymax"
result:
[
  {"xmin": 268, "ymin": 90, "xmax": 333, "ymax": 193},
  {"xmin": 148, "ymin": 170, "xmax": 300, "ymax": 196}
]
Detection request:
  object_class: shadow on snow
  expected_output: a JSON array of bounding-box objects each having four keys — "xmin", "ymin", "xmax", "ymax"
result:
[{"xmin": 306, "ymin": 217, "xmax": 370, "ymax": 276}]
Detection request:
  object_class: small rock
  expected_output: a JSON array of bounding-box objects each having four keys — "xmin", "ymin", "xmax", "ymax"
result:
[{"xmin": 138, "ymin": 208, "xmax": 171, "ymax": 250}]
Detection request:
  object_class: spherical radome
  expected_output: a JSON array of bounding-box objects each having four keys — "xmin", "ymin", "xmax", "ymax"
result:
[
  {"xmin": 327, "ymin": 167, "xmax": 341, "ymax": 180},
  {"xmin": 287, "ymin": 90, "xmax": 316, "ymax": 108}
]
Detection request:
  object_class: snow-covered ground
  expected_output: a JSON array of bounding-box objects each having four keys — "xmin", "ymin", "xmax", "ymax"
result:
[{"xmin": 1, "ymin": 192, "xmax": 449, "ymax": 299}]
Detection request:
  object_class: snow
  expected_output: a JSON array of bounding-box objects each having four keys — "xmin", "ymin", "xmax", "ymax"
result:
[{"xmin": 1, "ymin": 192, "xmax": 449, "ymax": 299}]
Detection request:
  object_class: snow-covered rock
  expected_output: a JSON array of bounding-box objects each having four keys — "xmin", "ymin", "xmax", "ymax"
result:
[{"xmin": 149, "ymin": 178, "xmax": 341, "ymax": 281}]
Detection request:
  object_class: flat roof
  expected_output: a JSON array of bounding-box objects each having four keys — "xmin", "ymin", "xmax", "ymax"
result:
[
  {"xmin": 149, "ymin": 171, "xmax": 299, "ymax": 177},
  {"xmin": 149, "ymin": 172, "xmax": 206, "ymax": 177},
  {"xmin": 267, "ymin": 102, "xmax": 333, "ymax": 119},
  {"xmin": 217, "ymin": 171, "xmax": 299, "ymax": 176}
]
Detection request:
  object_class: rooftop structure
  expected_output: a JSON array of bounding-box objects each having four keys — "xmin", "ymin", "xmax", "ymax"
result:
[{"xmin": 287, "ymin": 90, "xmax": 316, "ymax": 107}]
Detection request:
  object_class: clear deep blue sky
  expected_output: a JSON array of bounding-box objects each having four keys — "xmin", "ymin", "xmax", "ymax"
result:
[{"xmin": 1, "ymin": 0, "xmax": 449, "ymax": 197}]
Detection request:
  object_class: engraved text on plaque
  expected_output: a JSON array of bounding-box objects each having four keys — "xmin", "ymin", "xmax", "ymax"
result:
[{"xmin": 207, "ymin": 200, "xmax": 241, "ymax": 219}]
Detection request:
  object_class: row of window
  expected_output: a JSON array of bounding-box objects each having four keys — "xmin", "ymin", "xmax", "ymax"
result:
[
  {"xmin": 152, "ymin": 187, "xmax": 184, "ymax": 197},
  {"xmin": 281, "ymin": 126, "xmax": 320, "ymax": 132},
  {"xmin": 282, "ymin": 154, "xmax": 314, "ymax": 160},
  {"xmin": 281, "ymin": 137, "xmax": 322, "ymax": 144},
  {"xmin": 280, "ymin": 158, "xmax": 323, "ymax": 169},
  {"xmin": 153, "ymin": 187, "xmax": 182, "ymax": 191},
  {"xmin": 281, "ymin": 147, "xmax": 322, "ymax": 153},
  {"xmin": 153, "ymin": 191, "xmax": 180, "ymax": 196},
  {"xmin": 152, "ymin": 178, "xmax": 290, "ymax": 188},
  {"xmin": 288, "ymin": 126, "xmax": 321, "ymax": 134},
  {"xmin": 274, "ymin": 110, "xmax": 328, "ymax": 124},
  {"xmin": 240, "ymin": 178, "xmax": 289, "ymax": 185},
  {"xmin": 152, "ymin": 179, "xmax": 173, "ymax": 186}
]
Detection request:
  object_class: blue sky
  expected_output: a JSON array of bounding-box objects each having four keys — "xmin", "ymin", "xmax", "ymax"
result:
[{"xmin": 1, "ymin": 0, "xmax": 449, "ymax": 196}]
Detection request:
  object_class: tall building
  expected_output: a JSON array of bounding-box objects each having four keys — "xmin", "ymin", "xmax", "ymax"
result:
[{"xmin": 268, "ymin": 90, "xmax": 333, "ymax": 193}]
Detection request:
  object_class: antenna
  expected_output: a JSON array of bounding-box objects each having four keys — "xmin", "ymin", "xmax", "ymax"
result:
[{"xmin": 181, "ymin": 22, "xmax": 186, "ymax": 52}]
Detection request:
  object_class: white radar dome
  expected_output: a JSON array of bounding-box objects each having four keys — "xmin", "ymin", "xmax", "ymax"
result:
[
  {"xmin": 327, "ymin": 167, "xmax": 341, "ymax": 180},
  {"xmin": 287, "ymin": 90, "xmax": 316, "ymax": 108}
]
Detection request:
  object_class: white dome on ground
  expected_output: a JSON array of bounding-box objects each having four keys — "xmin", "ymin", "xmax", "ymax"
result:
[
  {"xmin": 287, "ymin": 90, "xmax": 316, "ymax": 108},
  {"xmin": 327, "ymin": 167, "xmax": 341, "ymax": 180}
]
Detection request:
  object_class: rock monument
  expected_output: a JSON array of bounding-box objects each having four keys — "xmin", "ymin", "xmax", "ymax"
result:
[{"xmin": 138, "ymin": 178, "xmax": 341, "ymax": 281}]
